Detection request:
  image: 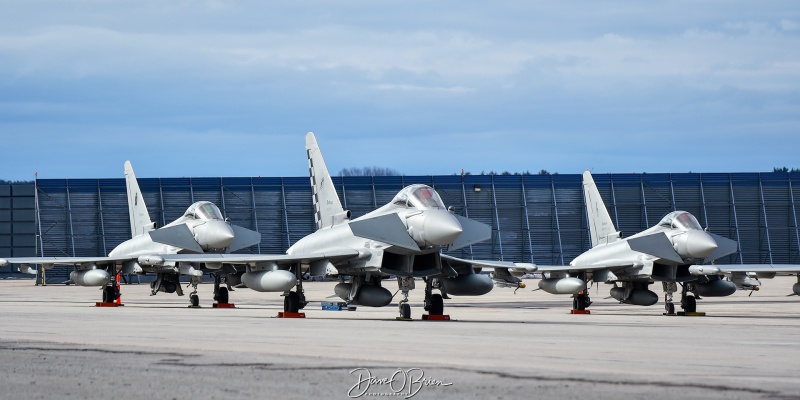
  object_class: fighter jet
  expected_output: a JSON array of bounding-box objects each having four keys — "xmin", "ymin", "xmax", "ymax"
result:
[
  {"xmin": 152, "ymin": 132, "xmax": 535, "ymax": 318},
  {"xmin": 533, "ymin": 171, "xmax": 800, "ymax": 315},
  {"xmin": 0, "ymin": 161, "xmax": 261, "ymax": 306}
]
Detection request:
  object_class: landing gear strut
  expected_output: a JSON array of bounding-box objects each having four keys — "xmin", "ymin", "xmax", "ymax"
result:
[
  {"xmin": 397, "ymin": 276, "xmax": 414, "ymax": 320},
  {"xmin": 278, "ymin": 266, "xmax": 307, "ymax": 318},
  {"xmin": 188, "ymin": 276, "xmax": 201, "ymax": 307},
  {"xmin": 663, "ymin": 282, "xmax": 677, "ymax": 315}
]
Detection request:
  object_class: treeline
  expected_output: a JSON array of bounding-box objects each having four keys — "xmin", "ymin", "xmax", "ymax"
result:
[
  {"xmin": 339, "ymin": 166, "xmax": 402, "ymax": 176},
  {"xmin": 460, "ymin": 169, "xmax": 553, "ymax": 176},
  {"xmin": 773, "ymin": 167, "xmax": 800, "ymax": 173},
  {"xmin": 0, "ymin": 179, "xmax": 34, "ymax": 185}
]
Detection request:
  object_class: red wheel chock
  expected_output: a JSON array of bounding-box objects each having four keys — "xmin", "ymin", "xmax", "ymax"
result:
[
  {"xmin": 277, "ymin": 312, "xmax": 306, "ymax": 318},
  {"xmin": 422, "ymin": 314, "xmax": 451, "ymax": 321}
]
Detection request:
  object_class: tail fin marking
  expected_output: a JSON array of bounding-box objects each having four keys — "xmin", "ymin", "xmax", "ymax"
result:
[{"xmin": 305, "ymin": 132, "xmax": 344, "ymax": 230}]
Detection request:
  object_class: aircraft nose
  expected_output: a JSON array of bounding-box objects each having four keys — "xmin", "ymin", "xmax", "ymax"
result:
[
  {"xmin": 423, "ymin": 210, "xmax": 463, "ymax": 246},
  {"xmin": 198, "ymin": 221, "xmax": 236, "ymax": 250},
  {"xmin": 685, "ymin": 230, "xmax": 718, "ymax": 259}
]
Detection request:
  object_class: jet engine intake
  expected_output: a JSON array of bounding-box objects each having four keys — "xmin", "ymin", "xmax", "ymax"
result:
[
  {"xmin": 242, "ymin": 270, "xmax": 297, "ymax": 292},
  {"xmin": 693, "ymin": 279, "xmax": 737, "ymax": 297},
  {"xmin": 538, "ymin": 277, "xmax": 586, "ymax": 295},
  {"xmin": 442, "ymin": 272, "xmax": 493, "ymax": 296},
  {"xmin": 609, "ymin": 287, "xmax": 658, "ymax": 306},
  {"xmin": 69, "ymin": 269, "xmax": 111, "ymax": 286}
]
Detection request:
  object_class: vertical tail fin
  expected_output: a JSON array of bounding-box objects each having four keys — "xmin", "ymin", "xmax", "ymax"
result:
[
  {"xmin": 124, "ymin": 161, "xmax": 155, "ymax": 237},
  {"xmin": 305, "ymin": 132, "xmax": 344, "ymax": 230},
  {"xmin": 583, "ymin": 171, "xmax": 618, "ymax": 247}
]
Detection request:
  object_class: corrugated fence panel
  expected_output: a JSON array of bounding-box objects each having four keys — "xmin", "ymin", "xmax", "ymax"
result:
[{"xmin": 24, "ymin": 172, "xmax": 800, "ymax": 274}]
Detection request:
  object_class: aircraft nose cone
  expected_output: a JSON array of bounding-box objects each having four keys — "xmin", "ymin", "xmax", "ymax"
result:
[
  {"xmin": 423, "ymin": 210, "xmax": 463, "ymax": 246},
  {"xmin": 686, "ymin": 231, "xmax": 718, "ymax": 259},
  {"xmin": 200, "ymin": 221, "xmax": 235, "ymax": 249}
]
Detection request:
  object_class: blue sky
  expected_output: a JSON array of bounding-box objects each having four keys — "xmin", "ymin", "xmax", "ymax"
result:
[{"xmin": 1, "ymin": 1, "xmax": 799, "ymax": 180}]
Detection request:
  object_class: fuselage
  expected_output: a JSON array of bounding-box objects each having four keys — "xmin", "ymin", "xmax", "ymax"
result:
[
  {"xmin": 571, "ymin": 211, "xmax": 719, "ymax": 280},
  {"xmin": 288, "ymin": 184, "xmax": 464, "ymax": 277}
]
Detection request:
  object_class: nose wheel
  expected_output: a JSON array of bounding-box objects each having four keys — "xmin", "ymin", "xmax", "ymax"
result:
[
  {"xmin": 396, "ymin": 277, "xmax": 415, "ymax": 320},
  {"xmin": 663, "ymin": 282, "xmax": 677, "ymax": 315},
  {"xmin": 188, "ymin": 277, "xmax": 201, "ymax": 308}
]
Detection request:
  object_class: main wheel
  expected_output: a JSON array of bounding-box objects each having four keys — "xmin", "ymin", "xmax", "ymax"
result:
[
  {"xmin": 429, "ymin": 294, "xmax": 444, "ymax": 315},
  {"xmin": 665, "ymin": 302, "xmax": 675, "ymax": 314},
  {"xmin": 284, "ymin": 291, "xmax": 300, "ymax": 313},
  {"xmin": 102, "ymin": 286, "xmax": 118, "ymax": 303},
  {"xmin": 681, "ymin": 295, "xmax": 697, "ymax": 313},
  {"xmin": 215, "ymin": 287, "xmax": 229, "ymax": 304},
  {"xmin": 190, "ymin": 294, "xmax": 200, "ymax": 307},
  {"xmin": 399, "ymin": 303, "xmax": 411, "ymax": 319},
  {"xmin": 574, "ymin": 294, "xmax": 587, "ymax": 310}
]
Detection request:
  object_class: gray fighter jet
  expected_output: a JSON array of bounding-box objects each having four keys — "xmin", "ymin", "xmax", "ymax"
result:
[
  {"xmin": 534, "ymin": 171, "xmax": 800, "ymax": 314},
  {"xmin": 152, "ymin": 132, "xmax": 535, "ymax": 318},
  {"xmin": 0, "ymin": 161, "xmax": 261, "ymax": 306}
]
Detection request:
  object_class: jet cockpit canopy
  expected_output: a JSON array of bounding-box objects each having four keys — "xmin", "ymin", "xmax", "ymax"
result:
[
  {"xmin": 658, "ymin": 211, "xmax": 703, "ymax": 230},
  {"xmin": 391, "ymin": 184, "xmax": 446, "ymax": 210},
  {"xmin": 184, "ymin": 201, "xmax": 224, "ymax": 221}
]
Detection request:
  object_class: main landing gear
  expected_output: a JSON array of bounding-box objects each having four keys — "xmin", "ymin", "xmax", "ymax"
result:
[
  {"xmin": 422, "ymin": 277, "xmax": 448, "ymax": 320},
  {"xmin": 278, "ymin": 267, "xmax": 307, "ymax": 318},
  {"xmin": 571, "ymin": 291, "xmax": 592, "ymax": 314},
  {"xmin": 212, "ymin": 273, "xmax": 234, "ymax": 308},
  {"xmin": 97, "ymin": 268, "xmax": 121, "ymax": 307},
  {"xmin": 663, "ymin": 282, "xmax": 702, "ymax": 316},
  {"xmin": 394, "ymin": 277, "xmax": 448, "ymax": 321}
]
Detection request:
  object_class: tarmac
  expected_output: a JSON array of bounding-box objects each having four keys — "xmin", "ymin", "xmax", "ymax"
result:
[{"xmin": 0, "ymin": 276, "xmax": 798, "ymax": 400}]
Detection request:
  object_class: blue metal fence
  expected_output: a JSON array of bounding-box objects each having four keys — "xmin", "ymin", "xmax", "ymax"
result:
[{"xmin": 29, "ymin": 172, "xmax": 800, "ymax": 282}]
